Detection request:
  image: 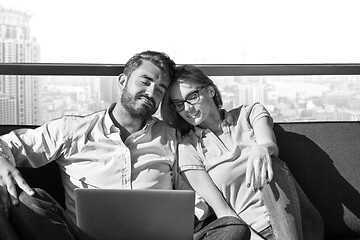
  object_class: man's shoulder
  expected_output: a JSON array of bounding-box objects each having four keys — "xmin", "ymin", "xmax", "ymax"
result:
[
  {"xmin": 151, "ymin": 117, "xmax": 177, "ymax": 137},
  {"xmin": 55, "ymin": 109, "xmax": 107, "ymax": 129},
  {"xmin": 151, "ymin": 117, "xmax": 175, "ymax": 130},
  {"xmin": 61, "ymin": 109, "xmax": 104, "ymax": 120}
]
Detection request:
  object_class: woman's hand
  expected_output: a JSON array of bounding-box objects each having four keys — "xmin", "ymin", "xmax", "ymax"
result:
[
  {"xmin": 245, "ymin": 144, "xmax": 273, "ymax": 192},
  {"xmin": 246, "ymin": 116, "xmax": 278, "ymax": 192}
]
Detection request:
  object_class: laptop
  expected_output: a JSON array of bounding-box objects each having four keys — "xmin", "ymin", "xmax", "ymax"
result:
[{"xmin": 74, "ymin": 188, "xmax": 195, "ymax": 240}]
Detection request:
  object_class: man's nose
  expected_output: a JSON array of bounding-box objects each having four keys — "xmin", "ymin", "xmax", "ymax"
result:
[{"xmin": 145, "ymin": 84, "xmax": 156, "ymax": 98}]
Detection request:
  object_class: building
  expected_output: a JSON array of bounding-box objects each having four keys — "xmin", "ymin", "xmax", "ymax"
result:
[
  {"xmin": 235, "ymin": 83, "xmax": 267, "ymax": 106},
  {"xmin": 99, "ymin": 76, "xmax": 118, "ymax": 104},
  {"xmin": 0, "ymin": 6, "xmax": 40, "ymax": 124}
]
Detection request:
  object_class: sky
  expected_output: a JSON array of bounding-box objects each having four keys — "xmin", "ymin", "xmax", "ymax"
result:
[{"xmin": 2, "ymin": 0, "xmax": 360, "ymax": 64}]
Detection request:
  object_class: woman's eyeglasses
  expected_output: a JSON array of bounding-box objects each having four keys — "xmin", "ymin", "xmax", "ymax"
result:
[{"xmin": 171, "ymin": 86, "xmax": 206, "ymax": 112}]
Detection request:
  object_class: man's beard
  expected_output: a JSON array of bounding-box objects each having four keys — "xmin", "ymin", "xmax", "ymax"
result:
[{"xmin": 120, "ymin": 87, "xmax": 156, "ymax": 119}]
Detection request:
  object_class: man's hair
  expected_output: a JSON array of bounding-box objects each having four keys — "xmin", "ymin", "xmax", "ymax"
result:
[{"xmin": 123, "ymin": 50, "xmax": 176, "ymax": 80}]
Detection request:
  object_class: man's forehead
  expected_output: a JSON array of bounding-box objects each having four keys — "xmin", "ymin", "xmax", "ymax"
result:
[{"xmin": 140, "ymin": 60, "xmax": 170, "ymax": 80}]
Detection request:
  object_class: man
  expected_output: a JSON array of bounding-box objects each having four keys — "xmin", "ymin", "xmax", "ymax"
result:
[{"xmin": 0, "ymin": 51, "xmax": 249, "ymax": 240}]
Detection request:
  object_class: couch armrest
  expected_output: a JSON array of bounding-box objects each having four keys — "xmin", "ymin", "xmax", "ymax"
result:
[{"xmin": 19, "ymin": 161, "xmax": 65, "ymax": 208}]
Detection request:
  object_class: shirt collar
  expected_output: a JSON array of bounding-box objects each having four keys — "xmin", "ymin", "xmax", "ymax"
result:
[
  {"xmin": 103, "ymin": 103, "xmax": 118, "ymax": 135},
  {"xmin": 193, "ymin": 109, "xmax": 234, "ymax": 138},
  {"xmin": 103, "ymin": 103, "xmax": 156, "ymax": 136}
]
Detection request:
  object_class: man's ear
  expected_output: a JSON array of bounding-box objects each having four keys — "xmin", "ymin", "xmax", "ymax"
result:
[
  {"xmin": 208, "ymin": 86, "xmax": 215, "ymax": 97},
  {"xmin": 118, "ymin": 73, "xmax": 127, "ymax": 90}
]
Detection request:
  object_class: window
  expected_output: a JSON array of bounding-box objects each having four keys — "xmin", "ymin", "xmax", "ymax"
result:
[{"xmin": 1, "ymin": 0, "xmax": 360, "ymax": 124}]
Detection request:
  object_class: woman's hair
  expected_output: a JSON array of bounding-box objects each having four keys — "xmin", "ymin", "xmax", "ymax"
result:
[{"xmin": 161, "ymin": 64, "xmax": 223, "ymax": 136}]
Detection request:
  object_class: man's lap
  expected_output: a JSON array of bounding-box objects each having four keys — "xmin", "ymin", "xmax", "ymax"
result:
[{"xmin": 10, "ymin": 188, "xmax": 77, "ymax": 240}]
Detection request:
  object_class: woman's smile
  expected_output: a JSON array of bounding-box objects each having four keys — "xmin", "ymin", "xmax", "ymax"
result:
[{"xmin": 186, "ymin": 110, "xmax": 200, "ymax": 119}]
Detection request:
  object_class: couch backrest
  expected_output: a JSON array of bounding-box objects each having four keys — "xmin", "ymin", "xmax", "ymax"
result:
[
  {"xmin": 1, "ymin": 123, "xmax": 360, "ymax": 238},
  {"xmin": 274, "ymin": 122, "xmax": 360, "ymax": 238}
]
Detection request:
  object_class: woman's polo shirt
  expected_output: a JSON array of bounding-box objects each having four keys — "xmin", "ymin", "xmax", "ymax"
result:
[{"xmin": 178, "ymin": 103, "xmax": 273, "ymax": 232}]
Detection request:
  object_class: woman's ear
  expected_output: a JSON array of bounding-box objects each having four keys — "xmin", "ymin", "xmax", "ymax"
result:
[
  {"xmin": 118, "ymin": 73, "xmax": 127, "ymax": 90},
  {"xmin": 208, "ymin": 86, "xmax": 215, "ymax": 97}
]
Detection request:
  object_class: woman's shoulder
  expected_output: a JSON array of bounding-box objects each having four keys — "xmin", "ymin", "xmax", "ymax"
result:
[
  {"xmin": 234, "ymin": 102, "xmax": 267, "ymax": 113},
  {"xmin": 227, "ymin": 103, "xmax": 267, "ymax": 115},
  {"xmin": 226, "ymin": 103, "xmax": 271, "ymax": 125}
]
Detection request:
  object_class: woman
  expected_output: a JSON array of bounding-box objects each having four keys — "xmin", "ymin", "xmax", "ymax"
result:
[{"xmin": 161, "ymin": 65, "xmax": 324, "ymax": 240}]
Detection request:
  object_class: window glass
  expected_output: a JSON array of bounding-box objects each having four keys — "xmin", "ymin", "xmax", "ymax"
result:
[
  {"xmin": 212, "ymin": 75, "xmax": 360, "ymax": 122},
  {"xmin": 0, "ymin": 75, "xmax": 117, "ymax": 125},
  {"xmin": 1, "ymin": 74, "xmax": 358, "ymax": 125},
  {"xmin": 1, "ymin": 0, "xmax": 360, "ymax": 64},
  {"xmin": 1, "ymin": 0, "xmax": 360, "ymax": 124}
]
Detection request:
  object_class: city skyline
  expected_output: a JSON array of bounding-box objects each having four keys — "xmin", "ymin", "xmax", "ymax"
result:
[{"xmin": 0, "ymin": 6, "xmax": 40, "ymax": 124}]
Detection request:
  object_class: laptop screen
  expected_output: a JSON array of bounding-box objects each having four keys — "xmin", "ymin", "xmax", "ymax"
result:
[{"xmin": 75, "ymin": 188, "xmax": 195, "ymax": 240}]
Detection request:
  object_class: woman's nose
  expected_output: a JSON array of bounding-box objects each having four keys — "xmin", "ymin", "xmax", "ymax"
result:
[{"xmin": 183, "ymin": 101, "xmax": 193, "ymax": 111}]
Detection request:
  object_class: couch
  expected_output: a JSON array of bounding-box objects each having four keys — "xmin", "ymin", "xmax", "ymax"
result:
[{"xmin": 1, "ymin": 122, "xmax": 360, "ymax": 240}]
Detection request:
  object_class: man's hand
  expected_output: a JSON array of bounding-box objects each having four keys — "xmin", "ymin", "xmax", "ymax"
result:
[
  {"xmin": 0, "ymin": 156, "xmax": 34, "ymax": 216},
  {"xmin": 245, "ymin": 144, "xmax": 273, "ymax": 192}
]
